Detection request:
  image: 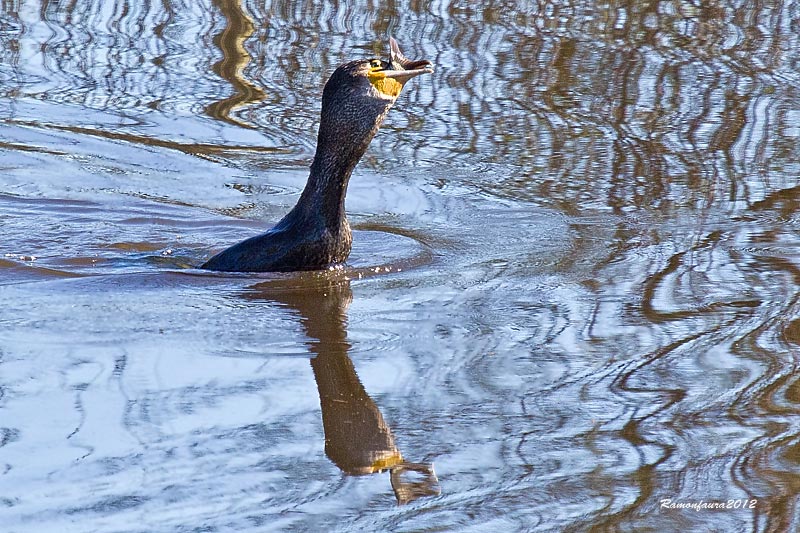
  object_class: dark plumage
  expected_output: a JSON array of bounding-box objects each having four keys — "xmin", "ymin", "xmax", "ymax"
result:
[{"xmin": 201, "ymin": 38, "xmax": 432, "ymax": 272}]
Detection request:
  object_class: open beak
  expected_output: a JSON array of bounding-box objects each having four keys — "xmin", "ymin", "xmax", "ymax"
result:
[{"xmin": 383, "ymin": 37, "xmax": 434, "ymax": 84}]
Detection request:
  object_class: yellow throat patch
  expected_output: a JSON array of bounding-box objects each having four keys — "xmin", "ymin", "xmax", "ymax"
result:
[{"xmin": 368, "ymin": 70, "xmax": 403, "ymax": 98}]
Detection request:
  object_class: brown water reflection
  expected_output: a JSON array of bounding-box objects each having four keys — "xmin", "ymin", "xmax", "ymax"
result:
[
  {"xmin": 205, "ymin": 0, "xmax": 266, "ymax": 127},
  {"xmin": 2, "ymin": 0, "xmax": 800, "ymax": 531},
  {"xmin": 241, "ymin": 274, "xmax": 440, "ymax": 505}
]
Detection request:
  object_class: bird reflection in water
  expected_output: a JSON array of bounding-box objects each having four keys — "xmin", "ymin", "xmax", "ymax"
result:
[{"xmin": 240, "ymin": 271, "xmax": 440, "ymax": 504}]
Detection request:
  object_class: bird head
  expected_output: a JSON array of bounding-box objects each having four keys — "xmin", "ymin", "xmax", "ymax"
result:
[
  {"xmin": 365, "ymin": 36, "xmax": 434, "ymax": 99},
  {"xmin": 318, "ymin": 38, "xmax": 432, "ymax": 143},
  {"xmin": 324, "ymin": 37, "xmax": 432, "ymax": 102}
]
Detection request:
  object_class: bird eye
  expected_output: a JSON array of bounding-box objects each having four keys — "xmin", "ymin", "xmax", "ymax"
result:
[{"xmin": 370, "ymin": 59, "xmax": 382, "ymax": 69}]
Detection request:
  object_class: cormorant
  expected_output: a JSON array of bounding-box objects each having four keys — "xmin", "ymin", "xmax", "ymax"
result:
[{"xmin": 201, "ymin": 38, "xmax": 433, "ymax": 272}]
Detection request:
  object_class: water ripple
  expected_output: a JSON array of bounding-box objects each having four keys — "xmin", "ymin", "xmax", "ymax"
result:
[{"xmin": 3, "ymin": 0, "xmax": 800, "ymax": 531}]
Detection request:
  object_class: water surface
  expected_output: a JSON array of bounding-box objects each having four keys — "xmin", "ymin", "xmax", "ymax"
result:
[{"xmin": 2, "ymin": 1, "xmax": 800, "ymax": 531}]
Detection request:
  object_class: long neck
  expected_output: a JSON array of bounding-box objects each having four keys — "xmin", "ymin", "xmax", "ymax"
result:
[
  {"xmin": 293, "ymin": 96, "xmax": 393, "ymax": 230},
  {"xmin": 297, "ymin": 137, "xmax": 368, "ymax": 228}
]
